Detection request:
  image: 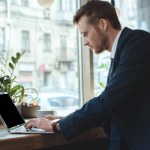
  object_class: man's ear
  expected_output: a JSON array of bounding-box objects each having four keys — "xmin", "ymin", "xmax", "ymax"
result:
[{"xmin": 98, "ymin": 19, "xmax": 108, "ymax": 32}]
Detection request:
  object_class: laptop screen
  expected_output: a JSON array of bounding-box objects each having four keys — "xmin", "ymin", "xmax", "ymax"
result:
[{"xmin": 0, "ymin": 93, "xmax": 25, "ymax": 129}]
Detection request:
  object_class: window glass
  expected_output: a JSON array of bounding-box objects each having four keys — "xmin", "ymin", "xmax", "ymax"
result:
[
  {"xmin": 0, "ymin": 0, "xmax": 80, "ymax": 116},
  {"xmin": 21, "ymin": 30, "xmax": 30, "ymax": 52},
  {"xmin": 43, "ymin": 33, "xmax": 51, "ymax": 52},
  {"xmin": 93, "ymin": 0, "xmax": 150, "ymax": 96},
  {"xmin": 43, "ymin": 72, "xmax": 51, "ymax": 87},
  {"xmin": 60, "ymin": 35, "xmax": 67, "ymax": 58},
  {"xmin": 21, "ymin": 0, "xmax": 29, "ymax": 7}
]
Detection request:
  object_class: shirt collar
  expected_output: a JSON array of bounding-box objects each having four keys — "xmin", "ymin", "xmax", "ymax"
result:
[{"xmin": 110, "ymin": 29, "xmax": 123, "ymax": 59}]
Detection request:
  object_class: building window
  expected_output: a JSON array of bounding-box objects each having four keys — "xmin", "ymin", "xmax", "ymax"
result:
[
  {"xmin": 0, "ymin": 28, "xmax": 5, "ymax": 49},
  {"xmin": 44, "ymin": 10, "xmax": 50, "ymax": 19},
  {"xmin": 60, "ymin": 35, "xmax": 67, "ymax": 59},
  {"xmin": 64, "ymin": 0, "xmax": 72, "ymax": 11},
  {"xmin": 21, "ymin": 30, "xmax": 30, "ymax": 52},
  {"xmin": 68, "ymin": 0, "xmax": 73, "ymax": 11},
  {"xmin": 58, "ymin": 0, "xmax": 63, "ymax": 11},
  {"xmin": 21, "ymin": 0, "xmax": 29, "ymax": 7},
  {"xmin": 43, "ymin": 33, "xmax": 51, "ymax": 52},
  {"xmin": 58, "ymin": 0, "xmax": 72, "ymax": 11},
  {"xmin": 44, "ymin": 72, "xmax": 51, "ymax": 87}
]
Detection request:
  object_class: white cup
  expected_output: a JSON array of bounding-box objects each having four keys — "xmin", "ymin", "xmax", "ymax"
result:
[{"xmin": 36, "ymin": 110, "xmax": 56, "ymax": 118}]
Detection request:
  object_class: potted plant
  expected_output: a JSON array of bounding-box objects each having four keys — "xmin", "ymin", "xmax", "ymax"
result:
[
  {"xmin": 0, "ymin": 49, "xmax": 25, "ymax": 103},
  {"xmin": 21, "ymin": 88, "xmax": 40, "ymax": 118},
  {"xmin": 0, "ymin": 49, "xmax": 40, "ymax": 118}
]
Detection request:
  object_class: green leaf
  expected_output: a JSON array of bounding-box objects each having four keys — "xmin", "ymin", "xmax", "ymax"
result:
[
  {"xmin": 9, "ymin": 85, "xmax": 25, "ymax": 103},
  {"xmin": 9, "ymin": 62, "xmax": 14, "ymax": 70},
  {"xmin": 11, "ymin": 85, "xmax": 22, "ymax": 91},
  {"xmin": 11, "ymin": 56, "xmax": 18, "ymax": 64},
  {"xmin": 0, "ymin": 49, "xmax": 29, "ymax": 104},
  {"xmin": 16, "ymin": 52, "xmax": 21, "ymax": 59},
  {"xmin": 9, "ymin": 88, "xmax": 18, "ymax": 97},
  {"xmin": 99, "ymin": 82, "xmax": 106, "ymax": 89}
]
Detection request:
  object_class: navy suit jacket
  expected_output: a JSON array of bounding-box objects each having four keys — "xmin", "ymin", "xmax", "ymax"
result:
[{"xmin": 59, "ymin": 27, "xmax": 150, "ymax": 150}]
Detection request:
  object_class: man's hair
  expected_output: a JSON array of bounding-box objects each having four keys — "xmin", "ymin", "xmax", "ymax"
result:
[{"xmin": 73, "ymin": 0, "xmax": 121, "ymax": 30}]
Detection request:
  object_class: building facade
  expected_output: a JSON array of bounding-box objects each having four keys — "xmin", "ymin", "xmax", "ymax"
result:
[{"xmin": 0, "ymin": 0, "xmax": 78, "ymax": 93}]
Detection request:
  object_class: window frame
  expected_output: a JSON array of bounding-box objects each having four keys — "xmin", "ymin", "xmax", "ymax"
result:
[{"xmin": 78, "ymin": 0, "xmax": 94, "ymax": 105}]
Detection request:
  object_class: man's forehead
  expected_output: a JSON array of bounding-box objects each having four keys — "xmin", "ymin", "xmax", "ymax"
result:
[
  {"xmin": 77, "ymin": 15, "xmax": 91, "ymax": 33},
  {"xmin": 78, "ymin": 15, "xmax": 89, "ymax": 25}
]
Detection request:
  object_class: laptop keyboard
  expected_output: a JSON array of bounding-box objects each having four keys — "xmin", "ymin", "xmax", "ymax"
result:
[{"xmin": 11, "ymin": 125, "xmax": 46, "ymax": 133}]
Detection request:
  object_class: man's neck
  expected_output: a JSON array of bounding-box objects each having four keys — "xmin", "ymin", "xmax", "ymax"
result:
[{"xmin": 108, "ymin": 29, "xmax": 122, "ymax": 52}]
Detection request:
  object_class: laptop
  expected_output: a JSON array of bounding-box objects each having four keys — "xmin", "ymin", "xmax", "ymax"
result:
[{"xmin": 0, "ymin": 92, "xmax": 54, "ymax": 134}]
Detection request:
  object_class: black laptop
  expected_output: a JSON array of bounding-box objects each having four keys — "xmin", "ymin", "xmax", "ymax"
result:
[{"xmin": 0, "ymin": 92, "xmax": 53, "ymax": 134}]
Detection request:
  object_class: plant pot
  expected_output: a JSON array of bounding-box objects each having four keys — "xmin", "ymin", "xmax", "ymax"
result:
[{"xmin": 21, "ymin": 105, "xmax": 40, "ymax": 119}]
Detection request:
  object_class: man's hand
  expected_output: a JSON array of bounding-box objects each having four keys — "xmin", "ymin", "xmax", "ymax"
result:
[{"xmin": 24, "ymin": 118, "xmax": 53, "ymax": 131}]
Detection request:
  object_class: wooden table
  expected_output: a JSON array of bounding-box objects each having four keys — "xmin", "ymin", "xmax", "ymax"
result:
[{"xmin": 0, "ymin": 125, "xmax": 107, "ymax": 150}]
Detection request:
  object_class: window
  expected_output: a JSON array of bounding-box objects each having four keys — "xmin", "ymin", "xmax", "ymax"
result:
[
  {"xmin": 60, "ymin": 35, "xmax": 67, "ymax": 59},
  {"xmin": 43, "ymin": 72, "xmax": 51, "ymax": 87},
  {"xmin": 21, "ymin": 30, "xmax": 30, "ymax": 52},
  {"xmin": 21, "ymin": 0, "xmax": 29, "ymax": 7},
  {"xmin": 0, "ymin": 0, "xmax": 82, "ymax": 116},
  {"xmin": 58, "ymin": 0, "xmax": 63, "ymax": 11},
  {"xmin": 58, "ymin": 0, "xmax": 72, "ymax": 11},
  {"xmin": 44, "ymin": 10, "xmax": 50, "ymax": 19},
  {"xmin": 43, "ymin": 33, "xmax": 51, "ymax": 52},
  {"xmin": 62, "ymin": 0, "xmax": 72, "ymax": 11}
]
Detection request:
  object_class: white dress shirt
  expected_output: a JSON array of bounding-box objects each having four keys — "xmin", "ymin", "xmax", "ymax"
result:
[{"xmin": 110, "ymin": 29, "xmax": 123, "ymax": 59}]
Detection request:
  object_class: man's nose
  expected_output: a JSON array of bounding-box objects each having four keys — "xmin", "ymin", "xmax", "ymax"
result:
[{"xmin": 83, "ymin": 39, "xmax": 89, "ymax": 46}]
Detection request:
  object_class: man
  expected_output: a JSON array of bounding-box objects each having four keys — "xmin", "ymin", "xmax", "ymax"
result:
[{"xmin": 25, "ymin": 1, "xmax": 150, "ymax": 150}]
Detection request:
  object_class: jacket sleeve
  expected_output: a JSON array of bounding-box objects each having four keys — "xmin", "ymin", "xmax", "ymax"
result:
[{"xmin": 59, "ymin": 31, "xmax": 150, "ymax": 140}]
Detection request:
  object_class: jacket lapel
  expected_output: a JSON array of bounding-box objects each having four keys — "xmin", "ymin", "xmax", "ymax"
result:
[{"xmin": 107, "ymin": 27, "xmax": 133, "ymax": 82}]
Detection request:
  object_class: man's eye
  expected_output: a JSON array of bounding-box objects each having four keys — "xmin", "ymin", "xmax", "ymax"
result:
[{"xmin": 83, "ymin": 33, "xmax": 87, "ymax": 37}]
